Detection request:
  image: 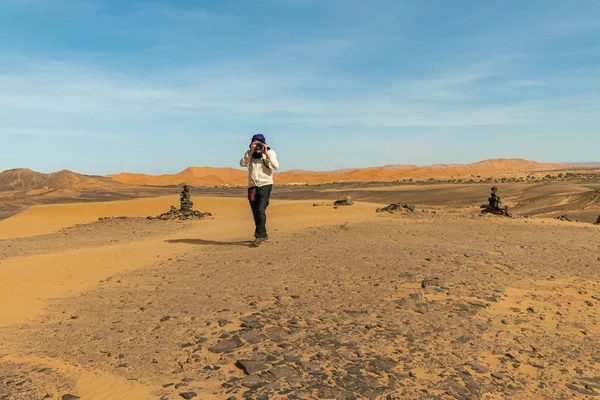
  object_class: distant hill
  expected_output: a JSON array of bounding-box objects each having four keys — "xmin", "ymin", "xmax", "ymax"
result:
[
  {"xmin": 106, "ymin": 158, "xmax": 600, "ymax": 187},
  {"xmin": 0, "ymin": 168, "xmax": 124, "ymax": 192},
  {"xmin": 108, "ymin": 167, "xmax": 247, "ymax": 187}
]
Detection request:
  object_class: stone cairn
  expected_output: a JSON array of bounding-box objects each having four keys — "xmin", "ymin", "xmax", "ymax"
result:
[
  {"xmin": 148, "ymin": 184, "xmax": 212, "ymax": 221},
  {"xmin": 480, "ymin": 186, "xmax": 511, "ymax": 217},
  {"xmin": 376, "ymin": 203, "xmax": 416, "ymax": 213},
  {"xmin": 595, "ymin": 215, "xmax": 600, "ymax": 225}
]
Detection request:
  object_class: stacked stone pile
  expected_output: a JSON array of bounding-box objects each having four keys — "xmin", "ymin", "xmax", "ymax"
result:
[
  {"xmin": 480, "ymin": 186, "xmax": 511, "ymax": 217},
  {"xmin": 148, "ymin": 185, "xmax": 212, "ymax": 221}
]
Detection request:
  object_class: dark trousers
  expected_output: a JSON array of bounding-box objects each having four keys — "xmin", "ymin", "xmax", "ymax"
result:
[{"xmin": 250, "ymin": 184, "xmax": 272, "ymax": 239}]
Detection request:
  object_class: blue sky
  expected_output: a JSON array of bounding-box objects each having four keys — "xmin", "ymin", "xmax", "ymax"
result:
[{"xmin": 0, "ymin": 0, "xmax": 599, "ymax": 174}]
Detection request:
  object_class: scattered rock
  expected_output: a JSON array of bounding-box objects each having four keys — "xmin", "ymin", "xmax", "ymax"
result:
[
  {"xmin": 240, "ymin": 315, "xmax": 264, "ymax": 329},
  {"xmin": 376, "ymin": 203, "xmax": 416, "ymax": 213},
  {"xmin": 421, "ymin": 278, "xmax": 441, "ymax": 289},
  {"xmin": 269, "ymin": 366, "xmax": 298, "ymax": 380},
  {"xmin": 208, "ymin": 337, "xmax": 244, "ymax": 353},
  {"xmin": 241, "ymin": 375, "xmax": 267, "ymax": 389},
  {"xmin": 333, "ymin": 196, "xmax": 354, "ymax": 207},
  {"xmin": 236, "ymin": 360, "xmax": 269, "ymax": 375},
  {"xmin": 491, "ymin": 372, "xmax": 506, "ymax": 380},
  {"xmin": 62, "ymin": 395, "xmax": 80, "ymax": 400},
  {"xmin": 179, "ymin": 392, "xmax": 198, "ymax": 399},
  {"xmin": 410, "ymin": 292, "xmax": 423, "ymax": 301}
]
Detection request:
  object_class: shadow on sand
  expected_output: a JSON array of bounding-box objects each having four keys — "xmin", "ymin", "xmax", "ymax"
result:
[{"xmin": 165, "ymin": 239, "xmax": 254, "ymax": 247}]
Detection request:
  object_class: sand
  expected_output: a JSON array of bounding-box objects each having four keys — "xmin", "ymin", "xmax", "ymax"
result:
[{"xmin": 0, "ymin": 192, "xmax": 599, "ymax": 399}]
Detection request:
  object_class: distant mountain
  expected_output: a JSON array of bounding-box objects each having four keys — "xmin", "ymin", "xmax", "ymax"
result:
[{"xmin": 0, "ymin": 168, "xmax": 124, "ymax": 192}]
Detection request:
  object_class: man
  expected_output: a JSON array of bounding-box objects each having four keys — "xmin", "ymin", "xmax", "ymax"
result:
[{"xmin": 240, "ymin": 134, "xmax": 279, "ymax": 247}]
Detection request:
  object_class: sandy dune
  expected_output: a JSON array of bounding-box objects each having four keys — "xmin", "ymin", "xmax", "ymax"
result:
[
  {"xmin": 107, "ymin": 158, "xmax": 600, "ymax": 187},
  {"xmin": 0, "ymin": 190, "xmax": 599, "ymax": 399}
]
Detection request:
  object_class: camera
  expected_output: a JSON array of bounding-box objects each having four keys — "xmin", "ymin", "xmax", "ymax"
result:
[{"xmin": 255, "ymin": 142, "xmax": 264, "ymax": 151}]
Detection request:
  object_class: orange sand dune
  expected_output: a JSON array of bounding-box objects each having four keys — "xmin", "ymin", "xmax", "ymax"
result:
[{"xmin": 107, "ymin": 158, "xmax": 600, "ymax": 187}]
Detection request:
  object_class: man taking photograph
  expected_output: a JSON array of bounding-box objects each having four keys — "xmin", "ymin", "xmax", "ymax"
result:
[{"xmin": 239, "ymin": 134, "xmax": 279, "ymax": 247}]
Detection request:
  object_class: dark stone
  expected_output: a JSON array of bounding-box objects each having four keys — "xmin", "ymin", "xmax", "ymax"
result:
[
  {"xmin": 241, "ymin": 375, "xmax": 267, "ymax": 389},
  {"xmin": 179, "ymin": 392, "xmax": 198, "ymax": 399},
  {"xmin": 586, "ymin": 301, "xmax": 594, "ymax": 307},
  {"xmin": 219, "ymin": 319, "xmax": 228, "ymax": 327},
  {"xmin": 455, "ymin": 336, "xmax": 471, "ymax": 344},
  {"xmin": 421, "ymin": 279, "xmax": 441, "ymax": 289},
  {"xmin": 566, "ymin": 383, "xmax": 599, "ymax": 396},
  {"xmin": 240, "ymin": 315, "xmax": 264, "ymax": 329},
  {"xmin": 269, "ymin": 366, "xmax": 298, "ymax": 380},
  {"xmin": 62, "ymin": 396, "xmax": 81, "ymax": 400},
  {"xmin": 236, "ymin": 360, "xmax": 269, "ymax": 375},
  {"xmin": 180, "ymin": 343, "xmax": 194, "ymax": 348},
  {"xmin": 240, "ymin": 330, "xmax": 267, "ymax": 344},
  {"xmin": 491, "ymin": 372, "xmax": 506, "ymax": 380},
  {"xmin": 160, "ymin": 315, "xmax": 172, "ymax": 322},
  {"xmin": 208, "ymin": 337, "xmax": 243, "ymax": 353},
  {"xmin": 376, "ymin": 203, "xmax": 416, "ymax": 213},
  {"xmin": 410, "ymin": 292, "xmax": 423, "ymax": 301}
]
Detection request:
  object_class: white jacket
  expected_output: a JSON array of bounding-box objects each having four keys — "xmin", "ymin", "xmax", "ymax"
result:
[{"xmin": 240, "ymin": 149, "xmax": 279, "ymax": 187}]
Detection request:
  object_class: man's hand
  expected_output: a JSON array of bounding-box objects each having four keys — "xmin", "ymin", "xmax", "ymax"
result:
[{"xmin": 250, "ymin": 141, "xmax": 258, "ymax": 154}]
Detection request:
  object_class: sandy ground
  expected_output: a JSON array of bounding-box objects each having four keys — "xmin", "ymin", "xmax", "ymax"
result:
[{"xmin": 0, "ymin": 194, "xmax": 599, "ymax": 399}]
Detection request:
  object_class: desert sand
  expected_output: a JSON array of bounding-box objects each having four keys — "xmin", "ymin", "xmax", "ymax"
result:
[
  {"xmin": 106, "ymin": 159, "xmax": 600, "ymax": 187},
  {"xmin": 0, "ymin": 188, "xmax": 599, "ymax": 399}
]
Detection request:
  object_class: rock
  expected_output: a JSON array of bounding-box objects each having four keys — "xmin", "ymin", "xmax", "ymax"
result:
[
  {"xmin": 455, "ymin": 336, "xmax": 471, "ymax": 344},
  {"xmin": 240, "ymin": 330, "xmax": 267, "ymax": 344},
  {"xmin": 218, "ymin": 319, "xmax": 228, "ymax": 327},
  {"xmin": 555, "ymin": 215, "xmax": 573, "ymax": 221},
  {"xmin": 333, "ymin": 197, "xmax": 354, "ymax": 207},
  {"xmin": 376, "ymin": 203, "xmax": 416, "ymax": 213},
  {"xmin": 269, "ymin": 366, "xmax": 298, "ymax": 380},
  {"xmin": 241, "ymin": 375, "xmax": 267, "ymax": 389},
  {"xmin": 62, "ymin": 395, "xmax": 80, "ymax": 400},
  {"xmin": 579, "ymin": 289, "xmax": 588, "ymax": 295},
  {"xmin": 491, "ymin": 372, "xmax": 506, "ymax": 380},
  {"xmin": 592, "ymin": 295, "xmax": 600, "ymax": 301},
  {"xmin": 160, "ymin": 315, "xmax": 172, "ymax": 322},
  {"xmin": 421, "ymin": 278, "xmax": 441, "ymax": 289},
  {"xmin": 236, "ymin": 360, "xmax": 269, "ymax": 375},
  {"xmin": 585, "ymin": 301, "xmax": 594, "ymax": 307},
  {"xmin": 410, "ymin": 292, "xmax": 423, "ymax": 301},
  {"xmin": 240, "ymin": 315, "xmax": 264, "ymax": 329},
  {"xmin": 179, "ymin": 392, "xmax": 197, "ymax": 399},
  {"xmin": 208, "ymin": 337, "xmax": 243, "ymax": 353},
  {"xmin": 466, "ymin": 362, "xmax": 489, "ymax": 374}
]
